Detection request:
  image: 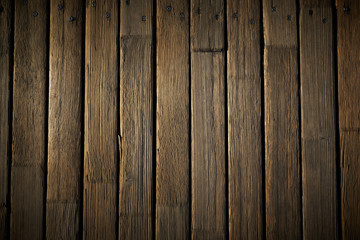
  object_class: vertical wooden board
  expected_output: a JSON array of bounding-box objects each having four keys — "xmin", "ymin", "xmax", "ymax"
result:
[
  {"xmin": 337, "ymin": 0, "xmax": 360, "ymax": 238},
  {"xmin": 0, "ymin": 0, "xmax": 11, "ymax": 238},
  {"xmin": 11, "ymin": 0, "xmax": 47, "ymax": 239},
  {"xmin": 84, "ymin": 0, "xmax": 118, "ymax": 239},
  {"xmin": 263, "ymin": 0, "xmax": 301, "ymax": 239},
  {"xmin": 299, "ymin": 2, "xmax": 338, "ymax": 239},
  {"xmin": 156, "ymin": 0, "xmax": 189, "ymax": 238},
  {"xmin": 190, "ymin": 0, "xmax": 224, "ymax": 51},
  {"xmin": 227, "ymin": 0, "xmax": 263, "ymax": 239},
  {"xmin": 47, "ymin": 0, "xmax": 83, "ymax": 239},
  {"xmin": 191, "ymin": 52, "xmax": 226, "ymax": 239},
  {"xmin": 119, "ymin": 0, "xmax": 153, "ymax": 238}
]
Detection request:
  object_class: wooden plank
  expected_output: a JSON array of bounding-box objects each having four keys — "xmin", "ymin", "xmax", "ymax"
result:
[
  {"xmin": 11, "ymin": 0, "xmax": 48, "ymax": 239},
  {"xmin": 47, "ymin": 0, "xmax": 83, "ymax": 239},
  {"xmin": 190, "ymin": 0, "xmax": 224, "ymax": 51},
  {"xmin": 336, "ymin": 0, "xmax": 360, "ymax": 238},
  {"xmin": 299, "ymin": 1, "xmax": 338, "ymax": 239},
  {"xmin": 191, "ymin": 52, "xmax": 226, "ymax": 239},
  {"xmin": 0, "ymin": 0, "xmax": 11, "ymax": 238},
  {"xmin": 119, "ymin": 0, "xmax": 153, "ymax": 239},
  {"xmin": 263, "ymin": 0, "xmax": 301, "ymax": 239},
  {"xmin": 84, "ymin": 0, "xmax": 118, "ymax": 239},
  {"xmin": 156, "ymin": 0, "xmax": 190, "ymax": 238},
  {"xmin": 227, "ymin": 0, "xmax": 263, "ymax": 239}
]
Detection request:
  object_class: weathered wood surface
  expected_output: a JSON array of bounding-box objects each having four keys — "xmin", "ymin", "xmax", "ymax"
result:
[
  {"xmin": 227, "ymin": 0, "xmax": 263, "ymax": 239},
  {"xmin": 47, "ymin": 0, "xmax": 83, "ymax": 239},
  {"xmin": 11, "ymin": 0, "xmax": 48, "ymax": 239},
  {"xmin": 119, "ymin": 0, "xmax": 153, "ymax": 239},
  {"xmin": 156, "ymin": 0, "xmax": 190, "ymax": 238},
  {"xmin": 263, "ymin": 0, "xmax": 301, "ymax": 239},
  {"xmin": 299, "ymin": 1, "xmax": 338, "ymax": 239},
  {"xmin": 337, "ymin": 0, "xmax": 360, "ymax": 238},
  {"xmin": 84, "ymin": 0, "xmax": 118, "ymax": 239}
]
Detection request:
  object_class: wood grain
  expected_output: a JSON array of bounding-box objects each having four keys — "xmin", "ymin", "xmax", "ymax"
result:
[
  {"xmin": 119, "ymin": 0, "xmax": 153, "ymax": 238},
  {"xmin": 0, "ymin": 0, "xmax": 11, "ymax": 238},
  {"xmin": 156, "ymin": 0, "xmax": 190, "ymax": 238},
  {"xmin": 84, "ymin": 0, "xmax": 118, "ymax": 239},
  {"xmin": 263, "ymin": 0, "xmax": 301, "ymax": 239},
  {"xmin": 47, "ymin": 0, "xmax": 83, "ymax": 239},
  {"xmin": 337, "ymin": 0, "xmax": 360, "ymax": 238},
  {"xmin": 11, "ymin": 0, "xmax": 48, "ymax": 238},
  {"xmin": 191, "ymin": 52, "xmax": 226, "ymax": 239},
  {"xmin": 227, "ymin": 0, "xmax": 263, "ymax": 239},
  {"xmin": 299, "ymin": 1, "xmax": 338, "ymax": 239}
]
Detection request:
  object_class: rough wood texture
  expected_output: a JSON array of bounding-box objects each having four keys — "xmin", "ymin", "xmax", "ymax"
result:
[
  {"xmin": 84, "ymin": 0, "xmax": 118, "ymax": 239},
  {"xmin": 227, "ymin": 0, "xmax": 263, "ymax": 239},
  {"xmin": 47, "ymin": 0, "xmax": 83, "ymax": 239},
  {"xmin": 191, "ymin": 52, "xmax": 226, "ymax": 239},
  {"xmin": 337, "ymin": 0, "xmax": 360, "ymax": 238},
  {"xmin": 11, "ymin": 0, "xmax": 47, "ymax": 239},
  {"xmin": 263, "ymin": 0, "xmax": 301, "ymax": 239},
  {"xmin": 0, "ymin": 0, "xmax": 11, "ymax": 238},
  {"xmin": 299, "ymin": 1, "xmax": 338, "ymax": 239},
  {"xmin": 190, "ymin": 0, "xmax": 224, "ymax": 51},
  {"xmin": 119, "ymin": 0, "xmax": 153, "ymax": 238},
  {"xmin": 156, "ymin": 0, "xmax": 190, "ymax": 238}
]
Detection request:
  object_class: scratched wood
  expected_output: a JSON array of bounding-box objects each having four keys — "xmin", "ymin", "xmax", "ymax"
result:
[
  {"xmin": 299, "ymin": 0, "xmax": 338, "ymax": 239},
  {"xmin": 156, "ymin": 0, "xmax": 190, "ymax": 238},
  {"xmin": 47, "ymin": 0, "xmax": 83, "ymax": 239},
  {"xmin": 337, "ymin": 0, "xmax": 360, "ymax": 238},
  {"xmin": 11, "ymin": 0, "xmax": 48, "ymax": 239},
  {"xmin": 227, "ymin": 0, "xmax": 263, "ymax": 239},
  {"xmin": 119, "ymin": 0, "xmax": 153, "ymax": 239},
  {"xmin": 0, "ymin": 0, "xmax": 11, "ymax": 238},
  {"xmin": 263, "ymin": 0, "xmax": 301, "ymax": 239},
  {"xmin": 84, "ymin": 0, "xmax": 118, "ymax": 239}
]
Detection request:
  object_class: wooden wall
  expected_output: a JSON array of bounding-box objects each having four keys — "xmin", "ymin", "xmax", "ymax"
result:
[{"xmin": 0, "ymin": 0, "xmax": 359, "ymax": 239}]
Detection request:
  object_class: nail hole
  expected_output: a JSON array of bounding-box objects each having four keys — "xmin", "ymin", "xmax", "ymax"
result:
[
  {"xmin": 272, "ymin": 7, "xmax": 276, "ymax": 12},
  {"xmin": 142, "ymin": 15, "xmax": 146, "ymax": 21},
  {"xmin": 58, "ymin": 5, "xmax": 63, "ymax": 10},
  {"xmin": 250, "ymin": 19, "xmax": 255, "ymax": 24},
  {"xmin": 180, "ymin": 12, "xmax": 185, "ymax": 19},
  {"xmin": 197, "ymin": 8, "xmax": 201, "ymax": 14},
  {"xmin": 309, "ymin": 9, "xmax": 313, "ymax": 15},
  {"xmin": 0, "ymin": 6, "xmax": 3, "ymax": 14},
  {"xmin": 33, "ymin": 11, "xmax": 38, "ymax": 17},
  {"xmin": 343, "ymin": 6, "xmax": 350, "ymax": 13},
  {"xmin": 215, "ymin": 14, "xmax": 219, "ymax": 20},
  {"xmin": 24, "ymin": 0, "xmax": 28, "ymax": 5},
  {"xmin": 92, "ymin": 1, "xmax": 96, "ymax": 7},
  {"xmin": 126, "ymin": 0, "xmax": 130, "ymax": 5},
  {"xmin": 287, "ymin": 15, "xmax": 291, "ymax": 20},
  {"xmin": 106, "ymin": 12, "xmax": 110, "ymax": 18},
  {"xmin": 322, "ymin": 18, "xmax": 327, "ymax": 23},
  {"xmin": 233, "ymin": 12, "xmax": 238, "ymax": 18},
  {"xmin": 69, "ymin": 16, "xmax": 75, "ymax": 22},
  {"xmin": 166, "ymin": 6, "xmax": 171, "ymax": 12}
]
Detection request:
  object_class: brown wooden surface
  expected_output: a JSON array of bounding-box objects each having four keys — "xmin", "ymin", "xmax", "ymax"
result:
[
  {"xmin": 299, "ymin": 1, "xmax": 338, "ymax": 239},
  {"xmin": 47, "ymin": 0, "xmax": 83, "ymax": 239},
  {"xmin": 84, "ymin": 0, "xmax": 118, "ymax": 239},
  {"xmin": 191, "ymin": 52, "xmax": 226, "ymax": 239},
  {"xmin": 263, "ymin": 0, "xmax": 301, "ymax": 239},
  {"xmin": 11, "ymin": 0, "xmax": 48, "ymax": 239},
  {"xmin": 119, "ymin": 0, "xmax": 153, "ymax": 238},
  {"xmin": 156, "ymin": 0, "xmax": 190, "ymax": 238},
  {"xmin": 0, "ymin": 0, "xmax": 11, "ymax": 238},
  {"xmin": 227, "ymin": 0, "xmax": 263, "ymax": 239},
  {"xmin": 337, "ymin": 0, "xmax": 360, "ymax": 238}
]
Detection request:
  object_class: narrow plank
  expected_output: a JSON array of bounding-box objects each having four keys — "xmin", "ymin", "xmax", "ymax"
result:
[
  {"xmin": 263, "ymin": 0, "xmax": 301, "ymax": 239},
  {"xmin": 84, "ymin": 0, "xmax": 118, "ymax": 239},
  {"xmin": 227, "ymin": 0, "xmax": 263, "ymax": 239},
  {"xmin": 11, "ymin": 0, "xmax": 48, "ymax": 239},
  {"xmin": 191, "ymin": 52, "xmax": 226, "ymax": 239},
  {"xmin": 336, "ymin": 0, "xmax": 360, "ymax": 238},
  {"xmin": 0, "ymin": 0, "xmax": 11, "ymax": 238},
  {"xmin": 299, "ymin": 1, "xmax": 338, "ymax": 239},
  {"xmin": 119, "ymin": 0, "xmax": 153, "ymax": 238},
  {"xmin": 47, "ymin": 0, "xmax": 83, "ymax": 239},
  {"xmin": 190, "ymin": 0, "xmax": 224, "ymax": 51},
  {"xmin": 156, "ymin": 0, "xmax": 190, "ymax": 238}
]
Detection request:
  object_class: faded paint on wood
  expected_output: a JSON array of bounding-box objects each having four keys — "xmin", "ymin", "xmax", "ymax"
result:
[
  {"xmin": 119, "ymin": 0, "xmax": 153, "ymax": 238},
  {"xmin": 263, "ymin": 0, "xmax": 301, "ymax": 239},
  {"xmin": 227, "ymin": 0, "xmax": 263, "ymax": 239},
  {"xmin": 47, "ymin": 0, "xmax": 83, "ymax": 239},
  {"xmin": 337, "ymin": 0, "xmax": 360, "ymax": 238},
  {"xmin": 11, "ymin": 0, "xmax": 48, "ymax": 239},
  {"xmin": 191, "ymin": 52, "xmax": 226, "ymax": 239},
  {"xmin": 156, "ymin": 0, "xmax": 190, "ymax": 238},
  {"xmin": 84, "ymin": 0, "xmax": 118, "ymax": 239},
  {"xmin": 299, "ymin": 1, "xmax": 338, "ymax": 239}
]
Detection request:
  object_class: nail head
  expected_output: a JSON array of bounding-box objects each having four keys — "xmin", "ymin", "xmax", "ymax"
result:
[
  {"xmin": 215, "ymin": 14, "xmax": 219, "ymax": 20},
  {"xmin": 106, "ymin": 12, "xmax": 110, "ymax": 18},
  {"xmin": 92, "ymin": 1, "xmax": 96, "ymax": 7},
  {"xmin": 58, "ymin": 5, "xmax": 63, "ymax": 10},
  {"xmin": 197, "ymin": 8, "xmax": 201, "ymax": 14},
  {"xmin": 309, "ymin": 9, "xmax": 313, "ymax": 15},
  {"xmin": 233, "ymin": 12, "xmax": 238, "ymax": 18},
  {"xmin": 287, "ymin": 15, "xmax": 291, "ymax": 20},
  {"xmin": 272, "ymin": 7, "xmax": 276, "ymax": 12},
  {"xmin": 250, "ymin": 19, "xmax": 255, "ymax": 24},
  {"xmin": 142, "ymin": 15, "xmax": 146, "ymax": 21},
  {"xmin": 33, "ymin": 11, "xmax": 38, "ymax": 17},
  {"xmin": 126, "ymin": 0, "xmax": 130, "ymax": 5},
  {"xmin": 0, "ymin": 6, "xmax": 3, "ymax": 14},
  {"xmin": 166, "ymin": 6, "xmax": 171, "ymax": 12},
  {"xmin": 180, "ymin": 12, "xmax": 185, "ymax": 19},
  {"xmin": 69, "ymin": 16, "xmax": 75, "ymax": 22},
  {"xmin": 322, "ymin": 18, "xmax": 327, "ymax": 23},
  {"xmin": 343, "ymin": 6, "xmax": 350, "ymax": 12}
]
